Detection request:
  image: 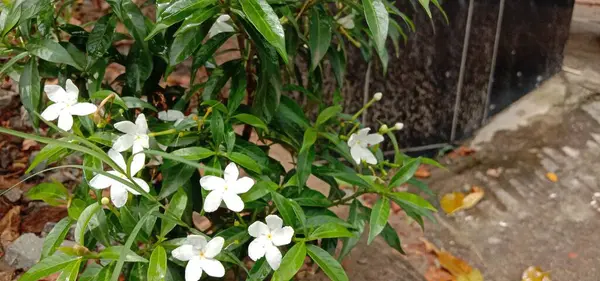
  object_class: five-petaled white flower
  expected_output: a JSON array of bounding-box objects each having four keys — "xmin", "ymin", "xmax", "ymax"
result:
[
  {"xmin": 158, "ymin": 109, "xmax": 186, "ymax": 125},
  {"xmin": 89, "ymin": 149, "xmax": 150, "ymax": 208},
  {"xmin": 348, "ymin": 128, "xmax": 384, "ymax": 165},
  {"xmin": 247, "ymin": 215, "xmax": 294, "ymax": 270},
  {"xmin": 41, "ymin": 79, "xmax": 97, "ymax": 131},
  {"xmin": 200, "ymin": 163, "xmax": 254, "ymax": 213},
  {"xmin": 172, "ymin": 235, "xmax": 226, "ymax": 281},
  {"xmin": 112, "ymin": 114, "xmax": 149, "ymax": 174}
]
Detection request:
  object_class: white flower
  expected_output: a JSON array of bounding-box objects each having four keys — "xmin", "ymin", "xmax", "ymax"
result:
[
  {"xmin": 112, "ymin": 114, "xmax": 149, "ymax": 174},
  {"xmin": 199, "ymin": 163, "xmax": 254, "ymax": 213},
  {"xmin": 172, "ymin": 235, "xmax": 226, "ymax": 281},
  {"xmin": 247, "ymin": 215, "xmax": 294, "ymax": 270},
  {"xmin": 337, "ymin": 14, "xmax": 355, "ymax": 29},
  {"xmin": 373, "ymin": 92, "xmax": 383, "ymax": 101},
  {"xmin": 41, "ymin": 79, "xmax": 97, "ymax": 131},
  {"xmin": 208, "ymin": 15, "xmax": 235, "ymax": 38},
  {"xmin": 348, "ymin": 128, "xmax": 384, "ymax": 165},
  {"xmin": 89, "ymin": 149, "xmax": 150, "ymax": 208},
  {"xmin": 158, "ymin": 109, "xmax": 185, "ymax": 125},
  {"xmin": 394, "ymin": 122, "xmax": 404, "ymax": 130}
]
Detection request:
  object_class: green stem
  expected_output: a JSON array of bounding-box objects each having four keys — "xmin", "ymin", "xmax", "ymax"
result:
[
  {"xmin": 148, "ymin": 129, "xmax": 177, "ymax": 137},
  {"xmin": 330, "ymin": 191, "xmax": 365, "ymax": 207}
]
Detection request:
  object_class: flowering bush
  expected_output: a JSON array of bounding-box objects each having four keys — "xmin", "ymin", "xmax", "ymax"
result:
[{"xmin": 0, "ymin": 0, "xmax": 443, "ymax": 280}]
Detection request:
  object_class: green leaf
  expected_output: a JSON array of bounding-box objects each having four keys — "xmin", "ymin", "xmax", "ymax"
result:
[
  {"xmin": 192, "ymin": 31, "xmax": 234, "ymax": 71},
  {"xmin": 122, "ymin": 96, "xmax": 158, "ymax": 111},
  {"xmin": 327, "ymin": 47, "xmax": 346, "ymax": 88},
  {"xmin": 176, "ymin": 5, "xmax": 219, "ymax": 36},
  {"xmin": 288, "ymin": 199, "xmax": 307, "ymax": 235},
  {"xmin": 90, "ymin": 262, "xmax": 115, "ymax": 281},
  {"xmin": 306, "ymin": 244, "xmax": 349, "ymax": 281},
  {"xmin": 271, "ymin": 191, "xmax": 296, "ymax": 228},
  {"xmin": 160, "ymin": 188, "xmax": 188, "ymax": 236},
  {"xmin": 246, "ymin": 258, "xmax": 272, "ymax": 281},
  {"xmin": 294, "ymin": 189, "xmax": 330, "ymax": 207},
  {"xmin": 0, "ymin": 52, "xmax": 28, "ymax": 75},
  {"xmin": 296, "ymin": 146, "xmax": 314, "ymax": 190},
  {"xmin": 227, "ymin": 67, "xmax": 247, "ymax": 113},
  {"xmin": 110, "ymin": 213, "xmax": 153, "ymax": 281},
  {"xmin": 148, "ymin": 0, "xmax": 215, "ymax": 39},
  {"xmin": 68, "ymin": 198, "xmax": 86, "ymax": 220},
  {"xmin": 308, "ymin": 8, "xmax": 331, "ymax": 71},
  {"xmin": 389, "ymin": 157, "xmax": 421, "ymax": 188},
  {"xmin": 380, "ymin": 223, "xmax": 405, "ymax": 254},
  {"xmin": 99, "ymin": 246, "xmax": 148, "ymax": 263},
  {"xmin": 367, "ymin": 196, "xmax": 390, "ymax": 244},
  {"xmin": 362, "ymin": 0, "xmax": 389, "ymax": 53},
  {"xmin": 27, "ymin": 38, "xmax": 82, "ymax": 70},
  {"xmin": 305, "ymin": 216, "xmax": 352, "ymax": 230},
  {"xmin": 171, "ymin": 147, "xmax": 215, "ymax": 160},
  {"xmin": 227, "ymin": 152, "xmax": 261, "ymax": 174},
  {"xmin": 26, "ymin": 143, "xmax": 68, "ymax": 174},
  {"xmin": 19, "ymin": 58, "xmax": 41, "ymax": 127},
  {"xmin": 79, "ymin": 263, "xmax": 102, "ymax": 281},
  {"xmin": 300, "ymin": 128, "xmax": 317, "ymax": 153},
  {"xmin": 26, "ymin": 182, "xmax": 69, "ymax": 206},
  {"xmin": 169, "ymin": 25, "xmax": 205, "ymax": 66},
  {"xmin": 210, "ymin": 109, "xmax": 225, "ymax": 145},
  {"xmin": 271, "ymin": 242, "xmax": 306, "ymax": 281},
  {"xmin": 239, "ymin": 0, "xmax": 287, "ymax": 63},
  {"xmin": 83, "ymin": 154, "xmax": 103, "ymax": 183},
  {"xmin": 87, "ymin": 14, "xmax": 116, "ymax": 58},
  {"xmin": 57, "ymin": 258, "xmax": 83, "ymax": 281},
  {"xmin": 315, "ymin": 105, "xmax": 342, "ymax": 126},
  {"xmin": 41, "ymin": 217, "xmax": 73, "ymax": 259},
  {"xmin": 75, "ymin": 203, "xmax": 108, "ymax": 246},
  {"xmin": 158, "ymin": 164, "xmax": 196, "ymax": 199},
  {"xmin": 340, "ymin": 200, "xmax": 366, "ymax": 259},
  {"xmin": 309, "ymin": 222, "xmax": 354, "ymax": 240},
  {"xmin": 148, "ymin": 246, "xmax": 167, "ymax": 281},
  {"xmin": 233, "ymin": 113, "xmax": 268, "ymax": 131},
  {"xmin": 18, "ymin": 252, "xmax": 80, "ymax": 281},
  {"xmin": 389, "ymin": 192, "xmax": 436, "ymax": 212},
  {"xmin": 240, "ymin": 180, "xmax": 275, "ymax": 202}
]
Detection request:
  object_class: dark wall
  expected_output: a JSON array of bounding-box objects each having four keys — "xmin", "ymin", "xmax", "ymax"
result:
[{"xmin": 340, "ymin": 0, "xmax": 574, "ymax": 151}]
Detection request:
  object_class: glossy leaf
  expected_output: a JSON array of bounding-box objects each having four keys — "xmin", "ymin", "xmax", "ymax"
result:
[
  {"xmin": 110, "ymin": 213, "xmax": 152, "ymax": 281},
  {"xmin": 75, "ymin": 202, "xmax": 103, "ymax": 245},
  {"xmin": 176, "ymin": 6, "xmax": 220, "ymax": 36},
  {"xmin": 300, "ymin": 128, "xmax": 317, "ymax": 153},
  {"xmin": 41, "ymin": 217, "xmax": 73, "ymax": 259},
  {"xmin": 380, "ymin": 223, "xmax": 405, "ymax": 254},
  {"xmin": 148, "ymin": 0, "xmax": 215, "ymax": 39},
  {"xmin": 340, "ymin": 200, "xmax": 366, "ymax": 259},
  {"xmin": 390, "ymin": 191, "xmax": 436, "ymax": 212},
  {"xmin": 158, "ymin": 164, "xmax": 196, "ymax": 199},
  {"xmin": 315, "ymin": 105, "xmax": 342, "ymax": 126},
  {"xmin": 309, "ymin": 222, "xmax": 354, "ymax": 240},
  {"xmin": 160, "ymin": 188, "xmax": 188, "ymax": 236},
  {"xmin": 362, "ymin": 0, "xmax": 389, "ymax": 53},
  {"xmin": 271, "ymin": 191, "xmax": 296, "ymax": 228},
  {"xmin": 192, "ymin": 31, "xmax": 234, "ymax": 71},
  {"xmin": 0, "ymin": 52, "xmax": 28, "ymax": 75},
  {"xmin": 307, "ymin": 245, "xmax": 349, "ymax": 281},
  {"xmin": 240, "ymin": 0, "xmax": 287, "ymax": 63},
  {"xmin": 18, "ymin": 252, "xmax": 80, "ymax": 281},
  {"xmin": 389, "ymin": 157, "xmax": 421, "ymax": 188},
  {"xmin": 26, "ymin": 182, "xmax": 69, "ymax": 206},
  {"xmin": 367, "ymin": 196, "xmax": 390, "ymax": 244},
  {"xmin": 27, "ymin": 38, "xmax": 82, "ymax": 70},
  {"xmin": 98, "ymin": 246, "xmax": 148, "ymax": 262},
  {"xmin": 227, "ymin": 152, "xmax": 262, "ymax": 174},
  {"xmin": 308, "ymin": 8, "xmax": 332, "ymax": 71},
  {"xmin": 148, "ymin": 246, "xmax": 168, "ymax": 281},
  {"xmin": 233, "ymin": 113, "xmax": 268, "ymax": 131},
  {"xmin": 169, "ymin": 25, "xmax": 205, "ymax": 66},
  {"xmin": 87, "ymin": 14, "xmax": 116, "ymax": 58},
  {"xmin": 246, "ymin": 258, "xmax": 272, "ymax": 281},
  {"xmin": 271, "ymin": 242, "xmax": 306, "ymax": 281},
  {"xmin": 19, "ymin": 59, "xmax": 40, "ymax": 127},
  {"xmin": 171, "ymin": 147, "xmax": 215, "ymax": 160}
]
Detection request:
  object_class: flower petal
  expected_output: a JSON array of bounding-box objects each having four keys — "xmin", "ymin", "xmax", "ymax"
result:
[
  {"xmin": 357, "ymin": 127, "xmax": 370, "ymax": 137},
  {"xmin": 350, "ymin": 144, "xmax": 363, "ymax": 165},
  {"xmin": 347, "ymin": 133, "xmax": 358, "ymax": 147},
  {"xmin": 223, "ymin": 162, "xmax": 239, "ymax": 183},
  {"xmin": 199, "ymin": 176, "xmax": 226, "ymax": 191},
  {"xmin": 89, "ymin": 174, "xmax": 113, "ymax": 189},
  {"xmin": 185, "ymin": 258, "xmax": 203, "ymax": 281},
  {"xmin": 64, "ymin": 79, "xmax": 79, "ymax": 102},
  {"xmin": 110, "ymin": 183, "xmax": 129, "ymax": 208},
  {"xmin": 44, "ymin": 85, "xmax": 67, "ymax": 103},
  {"xmin": 266, "ymin": 215, "xmax": 283, "ymax": 230},
  {"xmin": 57, "ymin": 111, "xmax": 73, "ymax": 131},
  {"xmin": 130, "ymin": 153, "xmax": 145, "ymax": 176},
  {"xmin": 135, "ymin": 113, "xmax": 148, "ymax": 134},
  {"xmin": 41, "ymin": 103, "xmax": 66, "ymax": 121},
  {"xmin": 247, "ymin": 238, "xmax": 267, "ymax": 261},
  {"xmin": 132, "ymin": 177, "xmax": 150, "ymax": 194},
  {"xmin": 186, "ymin": 235, "xmax": 207, "ymax": 249},
  {"xmin": 172, "ymin": 244, "xmax": 198, "ymax": 261},
  {"xmin": 248, "ymin": 221, "xmax": 269, "ymax": 238},
  {"xmin": 158, "ymin": 110, "xmax": 185, "ymax": 121},
  {"xmin": 358, "ymin": 146, "xmax": 377, "ymax": 164},
  {"xmin": 203, "ymin": 237, "xmax": 224, "ymax": 258},
  {"xmin": 114, "ymin": 121, "xmax": 137, "ymax": 134},
  {"xmin": 112, "ymin": 134, "xmax": 135, "ymax": 152},
  {"xmin": 199, "ymin": 258, "xmax": 225, "ymax": 278},
  {"xmin": 364, "ymin": 133, "xmax": 384, "ymax": 145},
  {"xmin": 203, "ymin": 190, "xmax": 223, "ymax": 212},
  {"xmin": 108, "ymin": 149, "xmax": 127, "ymax": 171},
  {"xmin": 222, "ymin": 192, "xmax": 244, "ymax": 212},
  {"xmin": 134, "ymin": 135, "xmax": 149, "ymax": 149},
  {"xmin": 265, "ymin": 245, "xmax": 282, "ymax": 270},
  {"xmin": 69, "ymin": 103, "xmax": 97, "ymax": 116},
  {"xmin": 271, "ymin": 226, "xmax": 294, "ymax": 246},
  {"xmin": 232, "ymin": 177, "xmax": 254, "ymax": 194}
]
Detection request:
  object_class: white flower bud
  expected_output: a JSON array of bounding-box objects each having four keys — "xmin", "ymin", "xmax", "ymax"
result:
[
  {"xmin": 394, "ymin": 122, "xmax": 404, "ymax": 130},
  {"xmin": 373, "ymin": 92, "xmax": 383, "ymax": 101}
]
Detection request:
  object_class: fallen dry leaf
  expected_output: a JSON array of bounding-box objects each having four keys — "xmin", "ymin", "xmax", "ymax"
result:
[
  {"xmin": 192, "ymin": 212, "xmax": 213, "ymax": 233},
  {"xmin": 448, "ymin": 146, "xmax": 476, "ymax": 159},
  {"xmin": 485, "ymin": 168, "xmax": 503, "ymax": 178},
  {"xmin": 0, "ymin": 206, "xmax": 21, "ymax": 246},
  {"xmin": 21, "ymin": 206, "xmax": 68, "ymax": 233},
  {"xmin": 21, "ymin": 139, "xmax": 39, "ymax": 151},
  {"xmin": 440, "ymin": 187, "xmax": 485, "ymax": 215},
  {"xmin": 437, "ymin": 251, "xmax": 483, "ymax": 281},
  {"xmin": 415, "ymin": 165, "xmax": 431, "ymax": 178},
  {"xmin": 521, "ymin": 266, "xmax": 551, "ymax": 281},
  {"xmin": 424, "ymin": 266, "xmax": 454, "ymax": 281},
  {"xmin": 546, "ymin": 172, "xmax": 558, "ymax": 183}
]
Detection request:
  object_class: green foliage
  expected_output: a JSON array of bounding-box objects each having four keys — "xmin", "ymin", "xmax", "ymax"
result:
[{"xmin": 0, "ymin": 0, "xmax": 445, "ymax": 280}]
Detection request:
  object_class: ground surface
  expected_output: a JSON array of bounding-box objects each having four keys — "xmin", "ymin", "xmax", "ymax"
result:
[{"xmin": 339, "ymin": 4, "xmax": 600, "ymax": 281}]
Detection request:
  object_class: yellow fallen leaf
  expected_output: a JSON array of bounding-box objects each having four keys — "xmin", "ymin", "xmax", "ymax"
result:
[
  {"xmin": 437, "ymin": 250, "xmax": 483, "ymax": 281},
  {"xmin": 546, "ymin": 172, "xmax": 558, "ymax": 182},
  {"xmin": 457, "ymin": 269, "xmax": 483, "ymax": 281},
  {"xmin": 440, "ymin": 192, "xmax": 465, "ymax": 214},
  {"xmin": 521, "ymin": 266, "xmax": 551, "ymax": 281},
  {"xmin": 462, "ymin": 187, "xmax": 485, "ymax": 210}
]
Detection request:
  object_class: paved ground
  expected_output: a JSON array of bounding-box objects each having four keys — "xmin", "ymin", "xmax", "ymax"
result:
[{"xmin": 339, "ymin": 4, "xmax": 600, "ymax": 281}]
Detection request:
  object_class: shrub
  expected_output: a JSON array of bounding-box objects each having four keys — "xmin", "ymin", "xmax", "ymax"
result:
[{"xmin": 0, "ymin": 0, "xmax": 442, "ymax": 280}]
